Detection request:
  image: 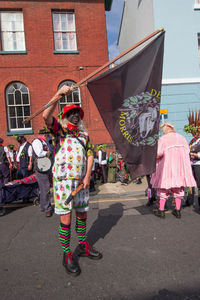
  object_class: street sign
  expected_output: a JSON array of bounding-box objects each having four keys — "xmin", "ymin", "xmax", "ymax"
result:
[{"xmin": 160, "ymin": 109, "xmax": 168, "ymax": 114}]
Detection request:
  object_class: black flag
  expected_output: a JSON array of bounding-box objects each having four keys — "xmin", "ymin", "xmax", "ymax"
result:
[{"xmin": 87, "ymin": 32, "xmax": 165, "ymax": 179}]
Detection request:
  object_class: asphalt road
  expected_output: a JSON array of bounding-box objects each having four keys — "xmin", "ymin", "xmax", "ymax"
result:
[{"xmin": 1, "ymin": 193, "xmax": 200, "ymax": 300}]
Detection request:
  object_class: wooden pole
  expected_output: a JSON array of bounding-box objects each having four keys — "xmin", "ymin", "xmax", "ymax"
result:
[{"xmin": 23, "ymin": 28, "xmax": 164, "ymax": 124}]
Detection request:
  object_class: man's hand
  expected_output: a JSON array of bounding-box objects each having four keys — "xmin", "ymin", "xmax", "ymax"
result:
[
  {"xmin": 28, "ymin": 163, "xmax": 32, "ymax": 171},
  {"xmin": 43, "ymin": 85, "xmax": 73, "ymax": 126},
  {"xmin": 82, "ymin": 175, "xmax": 90, "ymax": 189},
  {"xmin": 46, "ymin": 150, "xmax": 51, "ymax": 158},
  {"xmin": 190, "ymin": 152, "xmax": 198, "ymax": 158},
  {"xmin": 56, "ymin": 85, "xmax": 73, "ymax": 98}
]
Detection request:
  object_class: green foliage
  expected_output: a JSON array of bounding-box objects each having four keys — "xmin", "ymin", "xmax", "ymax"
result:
[
  {"xmin": 96, "ymin": 144, "xmax": 107, "ymax": 151},
  {"xmin": 39, "ymin": 125, "xmax": 49, "ymax": 133},
  {"xmin": 13, "ymin": 135, "xmax": 18, "ymax": 141},
  {"xmin": 183, "ymin": 125, "xmax": 200, "ymax": 135}
]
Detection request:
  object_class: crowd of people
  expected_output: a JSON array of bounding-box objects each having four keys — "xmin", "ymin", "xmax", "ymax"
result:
[
  {"xmin": 0, "ymin": 84, "xmax": 199, "ymax": 276},
  {"xmin": 0, "ymin": 131, "xmax": 54, "ymax": 217}
]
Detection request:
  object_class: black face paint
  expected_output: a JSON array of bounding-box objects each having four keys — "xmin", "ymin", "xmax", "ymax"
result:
[{"xmin": 66, "ymin": 109, "xmax": 81, "ymax": 125}]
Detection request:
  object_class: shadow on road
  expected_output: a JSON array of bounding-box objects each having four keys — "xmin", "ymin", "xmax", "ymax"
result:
[{"xmin": 86, "ymin": 202, "xmax": 124, "ymax": 246}]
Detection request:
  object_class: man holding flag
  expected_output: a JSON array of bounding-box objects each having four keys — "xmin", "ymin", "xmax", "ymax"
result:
[{"xmin": 43, "ymin": 86, "xmax": 102, "ymax": 276}]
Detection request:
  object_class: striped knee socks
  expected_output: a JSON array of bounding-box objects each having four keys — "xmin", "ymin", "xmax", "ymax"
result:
[
  {"xmin": 75, "ymin": 218, "xmax": 87, "ymax": 244},
  {"xmin": 59, "ymin": 223, "xmax": 71, "ymax": 253}
]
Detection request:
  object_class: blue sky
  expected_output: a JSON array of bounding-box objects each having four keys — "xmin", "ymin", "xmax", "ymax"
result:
[{"xmin": 106, "ymin": 0, "xmax": 124, "ymax": 60}]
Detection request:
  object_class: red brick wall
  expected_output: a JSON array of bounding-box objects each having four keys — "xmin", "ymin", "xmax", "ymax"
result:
[{"xmin": 0, "ymin": 0, "xmax": 113, "ymax": 148}]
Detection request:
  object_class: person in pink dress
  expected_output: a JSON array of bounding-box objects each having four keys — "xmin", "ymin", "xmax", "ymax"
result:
[{"xmin": 151, "ymin": 122, "xmax": 196, "ymax": 219}]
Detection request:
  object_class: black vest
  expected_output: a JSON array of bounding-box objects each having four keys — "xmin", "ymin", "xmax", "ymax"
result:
[
  {"xmin": 18, "ymin": 142, "xmax": 31, "ymax": 168},
  {"xmin": 0, "ymin": 145, "xmax": 7, "ymax": 163}
]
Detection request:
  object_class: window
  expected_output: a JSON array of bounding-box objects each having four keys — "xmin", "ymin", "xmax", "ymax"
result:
[
  {"xmin": 52, "ymin": 12, "xmax": 77, "ymax": 51},
  {"xmin": 0, "ymin": 11, "xmax": 26, "ymax": 52},
  {"xmin": 58, "ymin": 80, "xmax": 81, "ymax": 112},
  {"xmin": 6, "ymin": 82, "xmax": 31, "ymax": 131},
  {"xmin": 198, "ymin": 34, "xmax": 200, "ymax": 65},
  {"xmin": 194, "ymin": 0, "xmax": 200, "ymax": 9}
]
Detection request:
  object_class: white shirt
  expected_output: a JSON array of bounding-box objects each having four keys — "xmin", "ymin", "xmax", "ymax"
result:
[
  {"xmin": 98, "ymin": 150, "xmax": 107, "ymax": 165},
  {"xmin": 32, "ymin": 138, "xmax": 48, "ymax": 158},
  {"xmin": 4, "ymin": 146, "xmax": 10, "ymax": 159},
  {"xmin": 7, "ymin": 150, "xmax": 14, "ymax": 162},
  {"xmin": 16, "ymin": 142, "xmax": 33, "ymax": 162},
  {"xmin": 92, "ymin": 158, "xmax": 98, "ymax": 171}
]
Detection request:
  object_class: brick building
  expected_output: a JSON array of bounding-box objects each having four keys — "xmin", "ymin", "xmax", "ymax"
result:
[{"xmin": 0, "ymin": 0, "xmax": 114, "ymax": 149}]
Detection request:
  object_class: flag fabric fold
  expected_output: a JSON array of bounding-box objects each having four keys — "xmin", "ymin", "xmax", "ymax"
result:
[{"xmin": 87, "ymin": 32, "xmax": 165, "ymax": 179}]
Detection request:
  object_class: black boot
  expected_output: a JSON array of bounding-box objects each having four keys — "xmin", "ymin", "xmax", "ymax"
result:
[
  {"xmin": 172, "ymin": 209, "xmax": 181, "ymax": 219},
  {"xmin": 146, "ymin": 196, "xmax": 156, "ymax": 206},
  {"xmin": 154, "ymin": 209, "xmax": 165, "ymax": 219},
  {"xmin": 63, "ymin": 251, "xmax": 81, "ymax": 276},
  {"xmin": 78, "ymin": 242, "xmax": 103, "ymax": 260}
]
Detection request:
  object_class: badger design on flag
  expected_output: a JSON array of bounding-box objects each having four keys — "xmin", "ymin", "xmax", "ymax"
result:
[
  {"xmin": 139, "ymin": 106, "xmax": 158, "ymax": 138},
  {"xmin": 118, "ymin": 92, "xmax": 160, "ymax": 146}
]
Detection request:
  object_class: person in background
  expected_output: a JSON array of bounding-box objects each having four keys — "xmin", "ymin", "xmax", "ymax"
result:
[
  {"xmin": 116, "ymin": 156, "xmax": 128, "ymax": 185},
  {"xmin": 151, "ymin": 122, "xmax": 196, "ymax": 219},
  {"xmin": 107, "ymin": 152, "xmax": 117, "ymax": 183},
  {"xmin": 98, "ymin": 146, "xmax": 108, "ymax": 183},
  {"xmin": 32, "ymin": 129, "xmax": 53, "ymax": 217},
  {"xmin": 186, "ymin": 110, "xmax": 200, "ymax": 210},
  {"xmin": 16, "ymin": 135, "xmax": 33, "ymax": 179},
  {"xmin": 145, "ymin": 174, "xmax": 157, "ymax": 206},
  {"xmin": 0, "ymin": 138, "xmax": 12, "ymax": 185},
  {"xmin": 7, "ymin": 144, "xmax": 17, "ymax": 181},
  {"xmin": 93, "ymin": 151, "xmax": 99, "ymax": 184},
  {"xmin": 43, "ymin": 85, "xmax": 102, "ymax": 277},
  {"xmin": 89, "ymin": 150, "xmax": 98, "ymax": 192}
]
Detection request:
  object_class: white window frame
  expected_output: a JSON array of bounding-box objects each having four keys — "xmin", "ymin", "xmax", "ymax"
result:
[
  {"xmin": 194, "ymin": 0, "xmax": 200, "ymax": 9},
  {"xmin": 58, "ymin": 80, "xmax": 81, "ymax": 113},
  {"xmin": 6, "ymin": 82, "xmax": 32, "ymax": 131},
  {"xmin": 52, "ymin": 11, "xmax": 77, "ymax": 51},
  {"xmin": 0, "ymin": 11, "xmax": 26, "ymax": 52}
]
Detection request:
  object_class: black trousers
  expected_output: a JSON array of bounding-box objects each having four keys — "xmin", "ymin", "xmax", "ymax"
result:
[
  {"xmin": 192, "ymin": 165, "xmax": 200, "ymax": 188},
  {"xmin": 101, "ymin": 165, "xmax": 108, "ymax": 183},
  {"xmin": 0, "ymin": 163, "xmax": 10, "ymax": 184}
]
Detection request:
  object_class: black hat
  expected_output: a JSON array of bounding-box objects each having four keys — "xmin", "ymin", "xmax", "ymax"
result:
[
  {"xmin": 0, "ymin": 138, "xmax": 3, "ymax": 144},
  {"xmin": 17, "ymin": 135, "xmax": 25, "ymax": 143}
]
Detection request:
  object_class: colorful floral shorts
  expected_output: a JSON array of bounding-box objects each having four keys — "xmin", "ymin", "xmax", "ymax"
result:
[{"xmin": 53, "ymin": 178, "xmax": 89, "ymax": 215}]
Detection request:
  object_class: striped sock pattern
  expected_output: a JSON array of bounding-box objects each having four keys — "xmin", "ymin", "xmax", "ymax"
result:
[
  {"xmin": 75, "ymin": 218, "xmax": 87, "ymax": 244},
  {"xmin": 59, "ymin": 223, "xmax": 71, "ymax": 253}
]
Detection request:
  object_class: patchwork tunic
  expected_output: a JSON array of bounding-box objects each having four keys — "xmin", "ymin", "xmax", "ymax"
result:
[{"xmin": 50, "ymin": 118, "xmax": 94, "ymax": 215}]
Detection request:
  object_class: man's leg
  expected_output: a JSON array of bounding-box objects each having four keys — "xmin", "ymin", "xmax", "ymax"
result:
[
  {"xmin": 76, "ymin": 211, "xmax": 102, "ymax": 259},
  {"xmin": 36, "ymin": 171, "xmax": 52, "ymax": 216},
  {"xmin": 154, "ymin": 189, "xmax": 169, "ymax": 219},
  {"xmin": 2, "ymin": 163, "xmax": 10, "ymax": 184},
  {"xmin": 0, "ymin": 165, "xmax": 4, "ymax": 185},
  {"xmin": 102, "ymin": 165, "xmax": 107, "ymax": 183},
  {"xmin": 171, "ymin": 187, "xmax": 184, "ymax": 219},
  {"xmin": 60, "ymin": 213, "xmax": 81, "ymax": 276}
]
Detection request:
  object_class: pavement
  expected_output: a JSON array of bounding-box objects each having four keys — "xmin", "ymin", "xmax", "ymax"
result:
[
  {"xmin": 90, "ymin": 177, "xmax": 148, "ymax": 199},
  {"xmin": 1, "ymin": 178, "xmax": 200, "ymax": 300}
]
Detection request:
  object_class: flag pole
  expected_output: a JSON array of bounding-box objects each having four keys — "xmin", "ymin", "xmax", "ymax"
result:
[{"xmin": 23, "ymin": 28, "xmax": 164, "ymax": 124}]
